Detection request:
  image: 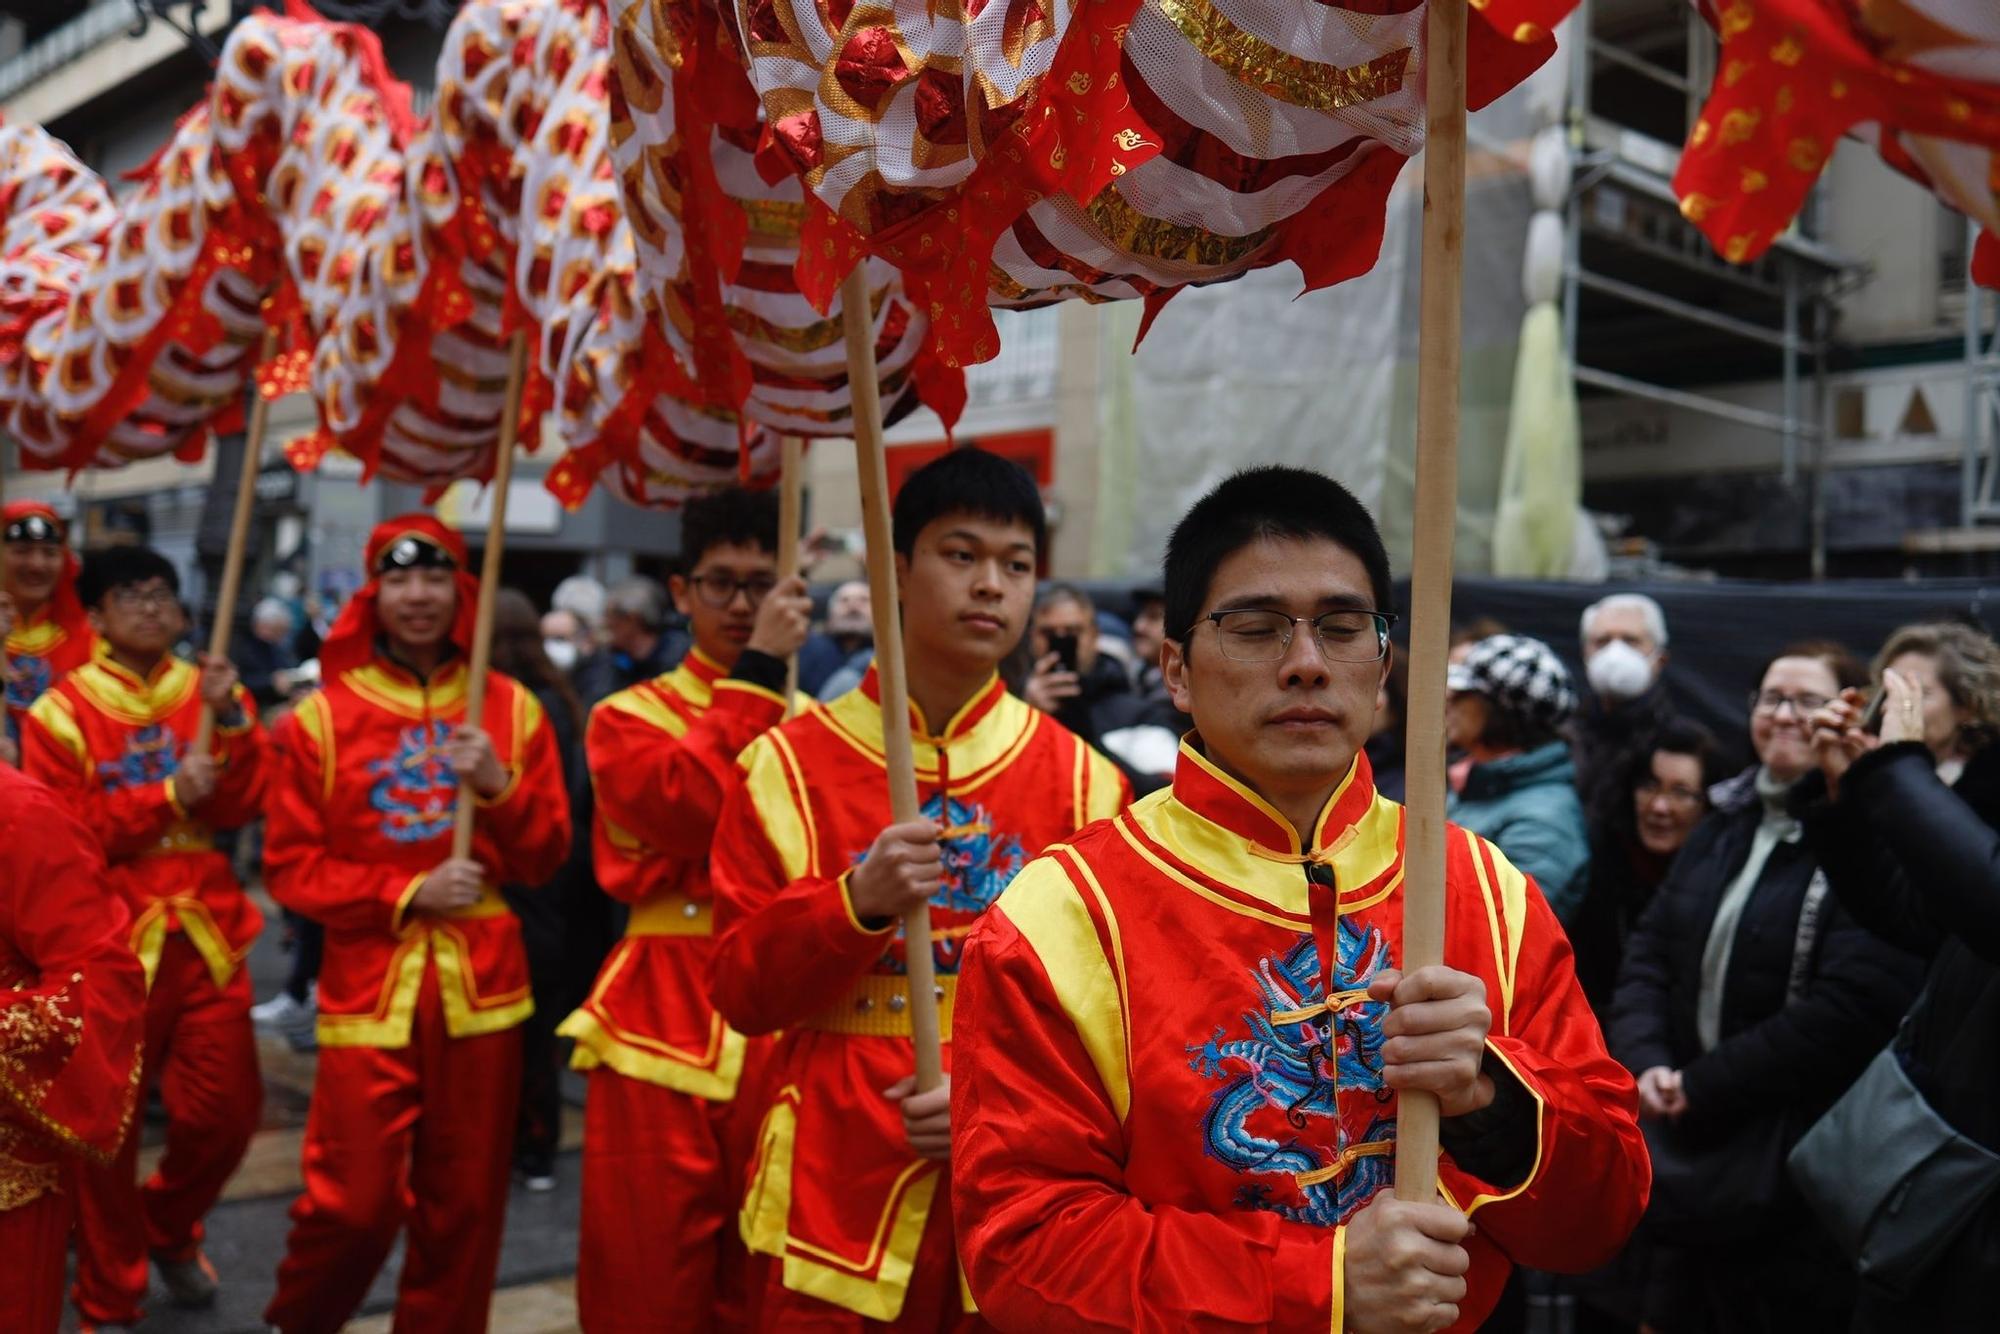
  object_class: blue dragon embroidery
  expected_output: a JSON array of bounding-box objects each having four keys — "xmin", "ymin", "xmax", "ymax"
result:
[
  {"xmin": 96, "ymin": 723, "xmax": 182, "ymax": 791},
  {"xmin": 850, "ymin": 791, "xmax": 1026, "ymax": 973},
  {"xmin": 1188, "ymin": 921, "xmax": 1396, "ymax": 1227},
  {"xmin": 366, "ymin": 720, "xmax": 457, "ymax": 844},
  {"xmin": 5, "ymin": 652, "xmax": 51, "ymax": 713}
]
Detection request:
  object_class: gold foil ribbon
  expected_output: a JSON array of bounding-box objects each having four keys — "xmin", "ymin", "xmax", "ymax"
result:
[
  {"xmin": 1156, "ymin": 0, "xmax": 1411, "ymax": 114},
  {"xmin": 1084, "ymin": 187, "xmax": 1273, "ymax": 267}
]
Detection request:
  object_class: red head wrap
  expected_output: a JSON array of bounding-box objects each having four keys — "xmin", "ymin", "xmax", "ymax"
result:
[
  {"xmin": 2, "ymin": 499, "xmax": 85, "ymax": 628},
  {"xmin": 319, "ymin": 513, "xmax": 480, "ymax": 677}
]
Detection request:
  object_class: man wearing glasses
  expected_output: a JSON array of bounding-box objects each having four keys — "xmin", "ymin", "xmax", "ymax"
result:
[
  {"xmin": 1, "ymin": 500, "xmax": 97, "ymax": 759},
  {"xmin": 19, "ymin": 546, "xmax": 266, "ymax": 1325},
  {"xmin": 951, "ymin": 467, "xmax": 1649, "ymax": 1333},
  {"xmin": 709, "ymin": 448, "xmax": 1129, "ymax": 1330},
  {"xmin": 563, "ymin": 488, "xmax": 812, "ymax": 1331}
]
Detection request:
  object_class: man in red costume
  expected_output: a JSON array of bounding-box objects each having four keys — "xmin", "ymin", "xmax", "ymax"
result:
[
  {"xmin": 20, "ymin": 546, "xmax": 266, "ymax": 1327},
  {"xmin": 262, "ymin": 514, "xmax": 570, "ymax": 1334},
  {"xmin": 562, "ymin": 488, "xmax": 812, "ymax": 1332},
  {"xmin": 0, "ymin": 763, "xmax": 147, "ymax": 1334},
  {"xmin": 952, "ymin": 467, "xmax": 1651, "ymax": 1333},
  {"xmin": 710, "ymin": 449, "xmax": 1130, "ymax": 1331},
  {"xmin": 1, "ymin": 500, "xmax": 97, "ymax": 761}
]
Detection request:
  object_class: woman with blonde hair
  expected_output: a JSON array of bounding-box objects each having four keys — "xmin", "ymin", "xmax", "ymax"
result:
[{"xmin": 1804, "ymin": 619, "xmax": 2000, "ymax": 1330}]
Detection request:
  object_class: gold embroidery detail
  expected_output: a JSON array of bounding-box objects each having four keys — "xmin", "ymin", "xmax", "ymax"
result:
[
  {"xmin": 1156, "ymin": 0, "xmax": 1409, "ymax": 113},
  {"xmin": 1085, "ymin": 187, "xmax": 1273, "ymax": 266}
]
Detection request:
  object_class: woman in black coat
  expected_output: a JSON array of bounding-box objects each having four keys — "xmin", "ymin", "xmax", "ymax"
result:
[
  {"xmin": 1608, "ymin": 643, "xmax": 1924, "ymax": 1332},
  {"xmin": 1803, "ymin": 621, "xmax": 2000, "ymax": 1331}
]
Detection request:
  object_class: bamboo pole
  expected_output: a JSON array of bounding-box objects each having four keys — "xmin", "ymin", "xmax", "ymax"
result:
[
  {"xmin": 1393, "ymin": 0, "xmax": 1467, "ymax": 1207},
  {"xmin": 778, "ymin": 434, "xmax": 804, "ymax": 718},
  {"xmin": 195, "ymin": 327, "xmax": 282, "ymax": 755},
  {"xmin": 839, "ymin": 266, "xmax": 943, "ymax": 1093},
  {"xmin": 1, "ymin": 436, "xmax": 10, "ymax": 718},
  {"xmin": 451, "ymin": 330, "xmax": 530, "ymax": 860}
]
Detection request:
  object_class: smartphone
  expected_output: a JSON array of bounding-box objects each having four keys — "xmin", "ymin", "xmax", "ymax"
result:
[
  {"xmin": 1048, "ymin": 631, "xmax": 1080, "ymax": 674},
  {"xmin": 1861, "ymin": 688, "xmax": 1888, "ymax": 735}
]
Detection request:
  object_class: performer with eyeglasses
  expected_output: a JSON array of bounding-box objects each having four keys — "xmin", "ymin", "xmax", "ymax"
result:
[
  {"xmin": 2, "ymin": 500, "xmax": 96, "ymax": 760},
  {"xmin": 709, "ymin": 448, "xmax": 1129, "ymax": 1330},
  {"xmin": 561, "ymin": 488, "xmax": 813, "ymax": 1332},
  {"xmin": 260, "ymin": 515, "xmax": 570, "ymax": 1334},
  {"xmin": 19, "ymin": 547, "xmax": 267, "ymax": 1325},
  {"xmin": 950, "ymin": 467, "xmax": 1650, "ymax": 1334}
]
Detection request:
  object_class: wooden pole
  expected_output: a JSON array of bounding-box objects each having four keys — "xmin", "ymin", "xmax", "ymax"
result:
[
  {"xmin": 451, "ymin": 330, "xmax": 530, "ymax": 860},
  {"xmin": 1, "ymin": 434, "xmax": 11, "ymax": 717},
  {"xmin": 840, "ymin": 266, "xmax": 943, "ymax": 1093},
  {"xmin": 1393, "ymin": 0, "xmax": 1467, "ymax": 1207},
  {"xmin": 195, "ymin": 327, "xmax": 282, "ymax": 755},
  {"xmin": 777, "ymin": 435, "xmax": 804, "ymax": 718}
]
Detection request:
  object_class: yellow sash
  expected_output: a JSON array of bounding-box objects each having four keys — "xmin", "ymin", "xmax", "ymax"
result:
[{"xmin": 800, "ymin": 973, "xmax": 957, "ymax": 1040}]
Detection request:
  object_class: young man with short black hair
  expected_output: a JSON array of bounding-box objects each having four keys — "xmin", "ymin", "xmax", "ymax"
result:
[
  {"xmin": 261, "ymin": 515, "xmax": 570, "ymax": 1334},
  {"xmin": 952, "ymin": 466, "xmax": 1649, "ymax": 1332},
  {"xmin": 562, "ymin": 487, "xmax": 813, "ymax": 1331},
  {"xmin": 21, "ymin": 545, "xmax": 267, "ymax": 1326},
  {"xmin": 710, "ymin": 448, "xmax": 1130, "ymax": 1329},
  {"xmin": 2, "ymin": 500, "xmax": 96, "ymax": 757}
]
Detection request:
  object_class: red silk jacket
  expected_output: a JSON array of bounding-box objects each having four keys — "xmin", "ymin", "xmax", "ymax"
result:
[
  {"xmin": 5, "ymin": 600, "xmax": 96, "ymax": 739},
  {"xmin": 264, "ymin": 656, "xmax": 569, "ymax": 1048},
  {"xmin": 0, "ymin": 764, "xmax": 146, "ymax": 1211},
  {"xmin": 22, "ymin": 651, "xmax": 265, "ymax": 991},
  {"xmin": 560, "ymin": 648, "xmax": 790, "ymax": 1099},
  {"xmin": 951, "ymin": 743, "xmax": 1652, "ymax": 1332},
  {"xmin": 710, "ymin": 665, "xmax": 1130, "ymax": 1322}
]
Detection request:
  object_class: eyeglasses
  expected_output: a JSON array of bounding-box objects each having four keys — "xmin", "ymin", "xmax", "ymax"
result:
[
  {"xmin": 1749, "ymin": 690, "xmax": 1830, "ymax": 718},
  {"xmin": 1636, "ymin": 778, "xmax": 1706, "ymax": 809},
  {"xmin": 108, "ymin": 585, "xmax": 178, "ymax": 611},
  {"xmin": 1191, "ymin": 608, "xmax": 1397, "ymax": 664},
  {"xmin": 688, "ymin": 572, "xmax": 778, "ymax": 609}
]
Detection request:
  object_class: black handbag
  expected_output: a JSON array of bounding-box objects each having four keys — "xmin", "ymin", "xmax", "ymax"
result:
[{"xmin": 1640, "ymin": 872, "xmax": 1831, "ymax": 1243}]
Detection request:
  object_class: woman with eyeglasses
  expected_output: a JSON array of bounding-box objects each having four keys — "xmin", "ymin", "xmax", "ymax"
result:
[
  {"xmin": 1608, "ymin": 642, "xmax": 1924, "ymax": 1333},
  {"xmin": 1799, "ymin": 621, "xmax": 2000, "ymax": 1330}
]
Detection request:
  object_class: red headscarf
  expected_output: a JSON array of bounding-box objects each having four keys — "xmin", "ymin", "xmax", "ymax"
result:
[
  {"xmin": 2, "ymin": 498, "xmax": 85, "ymax": 630},
  {"xmin": 319, "ymin": 513, "xmax": 480, "ymax": 676}
]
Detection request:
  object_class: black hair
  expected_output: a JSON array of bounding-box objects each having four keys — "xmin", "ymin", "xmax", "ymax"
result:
[
  {"xmin": 1758, "ymin": 639, "xmax": 1869, "ymax": 695},
  {"xmin": 78, "ymin": 545, "xmax": 179, "ymax": 609},
  {"xmin": 1163, "ymin": 466, "xmax": 1392, "ymax": 642},
  {"xmin": 1644, "ymin": 716, "xmax": 1729, "ymax": 791},
  {"xmin": 891, "ymin": 447, "xmax": 1045, "ymax": 557},
  {"xmin": 679, "ymin": 487, "xmax": 780, "ymax": 568}
]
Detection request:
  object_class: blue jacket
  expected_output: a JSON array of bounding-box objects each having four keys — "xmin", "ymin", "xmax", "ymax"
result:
[{"xmin": 1448, "ymin": 741, "xmax": 1591, "ymax": 923}]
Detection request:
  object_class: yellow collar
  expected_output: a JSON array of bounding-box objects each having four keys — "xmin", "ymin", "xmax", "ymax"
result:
[
  {"xmin": 70, "ymin": 650, "xmax": 198, "ymax": 725},
  {"xmin": 815, "ymin": 667, "xmax": 1039, "ymax": 789},
  {"xmin": 343, "ymin": 656, "xmax": 470, "ymax": 718}
]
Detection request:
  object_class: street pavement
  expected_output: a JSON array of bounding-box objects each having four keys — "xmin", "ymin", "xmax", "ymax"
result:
[{"xmin": 59, "ymin": 881, "xmax": 585, "ymax": 1333}]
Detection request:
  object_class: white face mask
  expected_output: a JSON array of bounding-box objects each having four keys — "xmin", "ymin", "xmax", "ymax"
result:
[
  {"xmin": 544, "ymin": 637, "xmax": 579, "ymax": 672},
  {"xmin": 1586, "ymin": 639, "xmax": 1655, "ymax": 702}
]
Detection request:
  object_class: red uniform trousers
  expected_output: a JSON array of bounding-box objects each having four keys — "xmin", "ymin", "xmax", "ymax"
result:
[
  {"xmin": 71, "ymin": 933, "xmax": 261, "ymax": 1324},
  {"xmin": 264, "ymin": 966, "xmax": 522, "ymax": 1334},
  {"xmin": 578, "ymin": 1064, "xmax": 764, "ymax": 1332},
  {"xmin": 748, "ymin": 1192, "xmax": 988, "ymax": 1334},
  {"xmin": 0, "ymin": 1189, "xmax": 73, "ymax": 1334}
]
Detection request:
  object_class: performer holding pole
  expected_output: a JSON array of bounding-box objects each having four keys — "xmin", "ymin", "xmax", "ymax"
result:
[
  {"xmin": 950, "ymin": 467, "xmax": 1649, "ymax": 1331},
  {"xmin": 20, "ymin": 546, "xmax": 268, "ymax": 1325},
  {"xmin": 710, "ymin": 447, "xmax": 1129, "ymax": 1330},
  {"xmin": 562, "ymin": 488, "xmax": 813, "ymax": 1332}
]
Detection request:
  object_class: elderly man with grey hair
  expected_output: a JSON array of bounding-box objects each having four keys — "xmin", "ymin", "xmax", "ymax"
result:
[
  {"xmin": 238, "ymin": 595, "xmax": 306, "ymax": 709},
  {"xmin": 573, "ymin": 574, "xmax": 690, "ymax": 706},
  {"xmin": 1572, "ymin": 592, "xmax": 1680, "ymax": 1005}
]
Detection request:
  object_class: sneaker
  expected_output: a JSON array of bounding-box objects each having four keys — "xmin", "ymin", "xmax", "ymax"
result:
[
  {"xmin": 515, "ymin": 1151, "xmax": 556, "ymax": 1193},
  {"xmin": 153, "ymin": 1249, "xmax": 220, "ymax": 1309},
  {"xmin": 252, "ymin": 986, "xmax": 319, "ymax": 1051}
]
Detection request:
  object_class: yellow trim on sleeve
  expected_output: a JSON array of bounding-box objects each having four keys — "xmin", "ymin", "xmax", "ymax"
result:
[
  {"xmin": 599, "ymin": 682, "xmax": 691, "ymax": 739},
  {"xmin": 293, "ymin": 691, "xmax": 337, "ymax": 805},
  {"xmin": 838, "ymin": 871, "xmax": 898, "ymax": 938},
  {"xmin": 389, "ymin": 873, "xmax": 426, "ymax": 936},
  {"xmin": 995, "ymin": 851, "xmax": 1132, "ymax": 1122},
  {"xmin": 1461, "ymin": 1039, "xmax": 1549, "ymax": 1218},
  {"xmin": 163, "ymin": 777, "xmax": 187, "ymax": 818},
  {"xmin": 740, "ymin": 731, "xmax": 817, "ymax": 881},
  {"xmin": 25, "ymin": 690, "xmax": 88, "ymax": 772}
]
